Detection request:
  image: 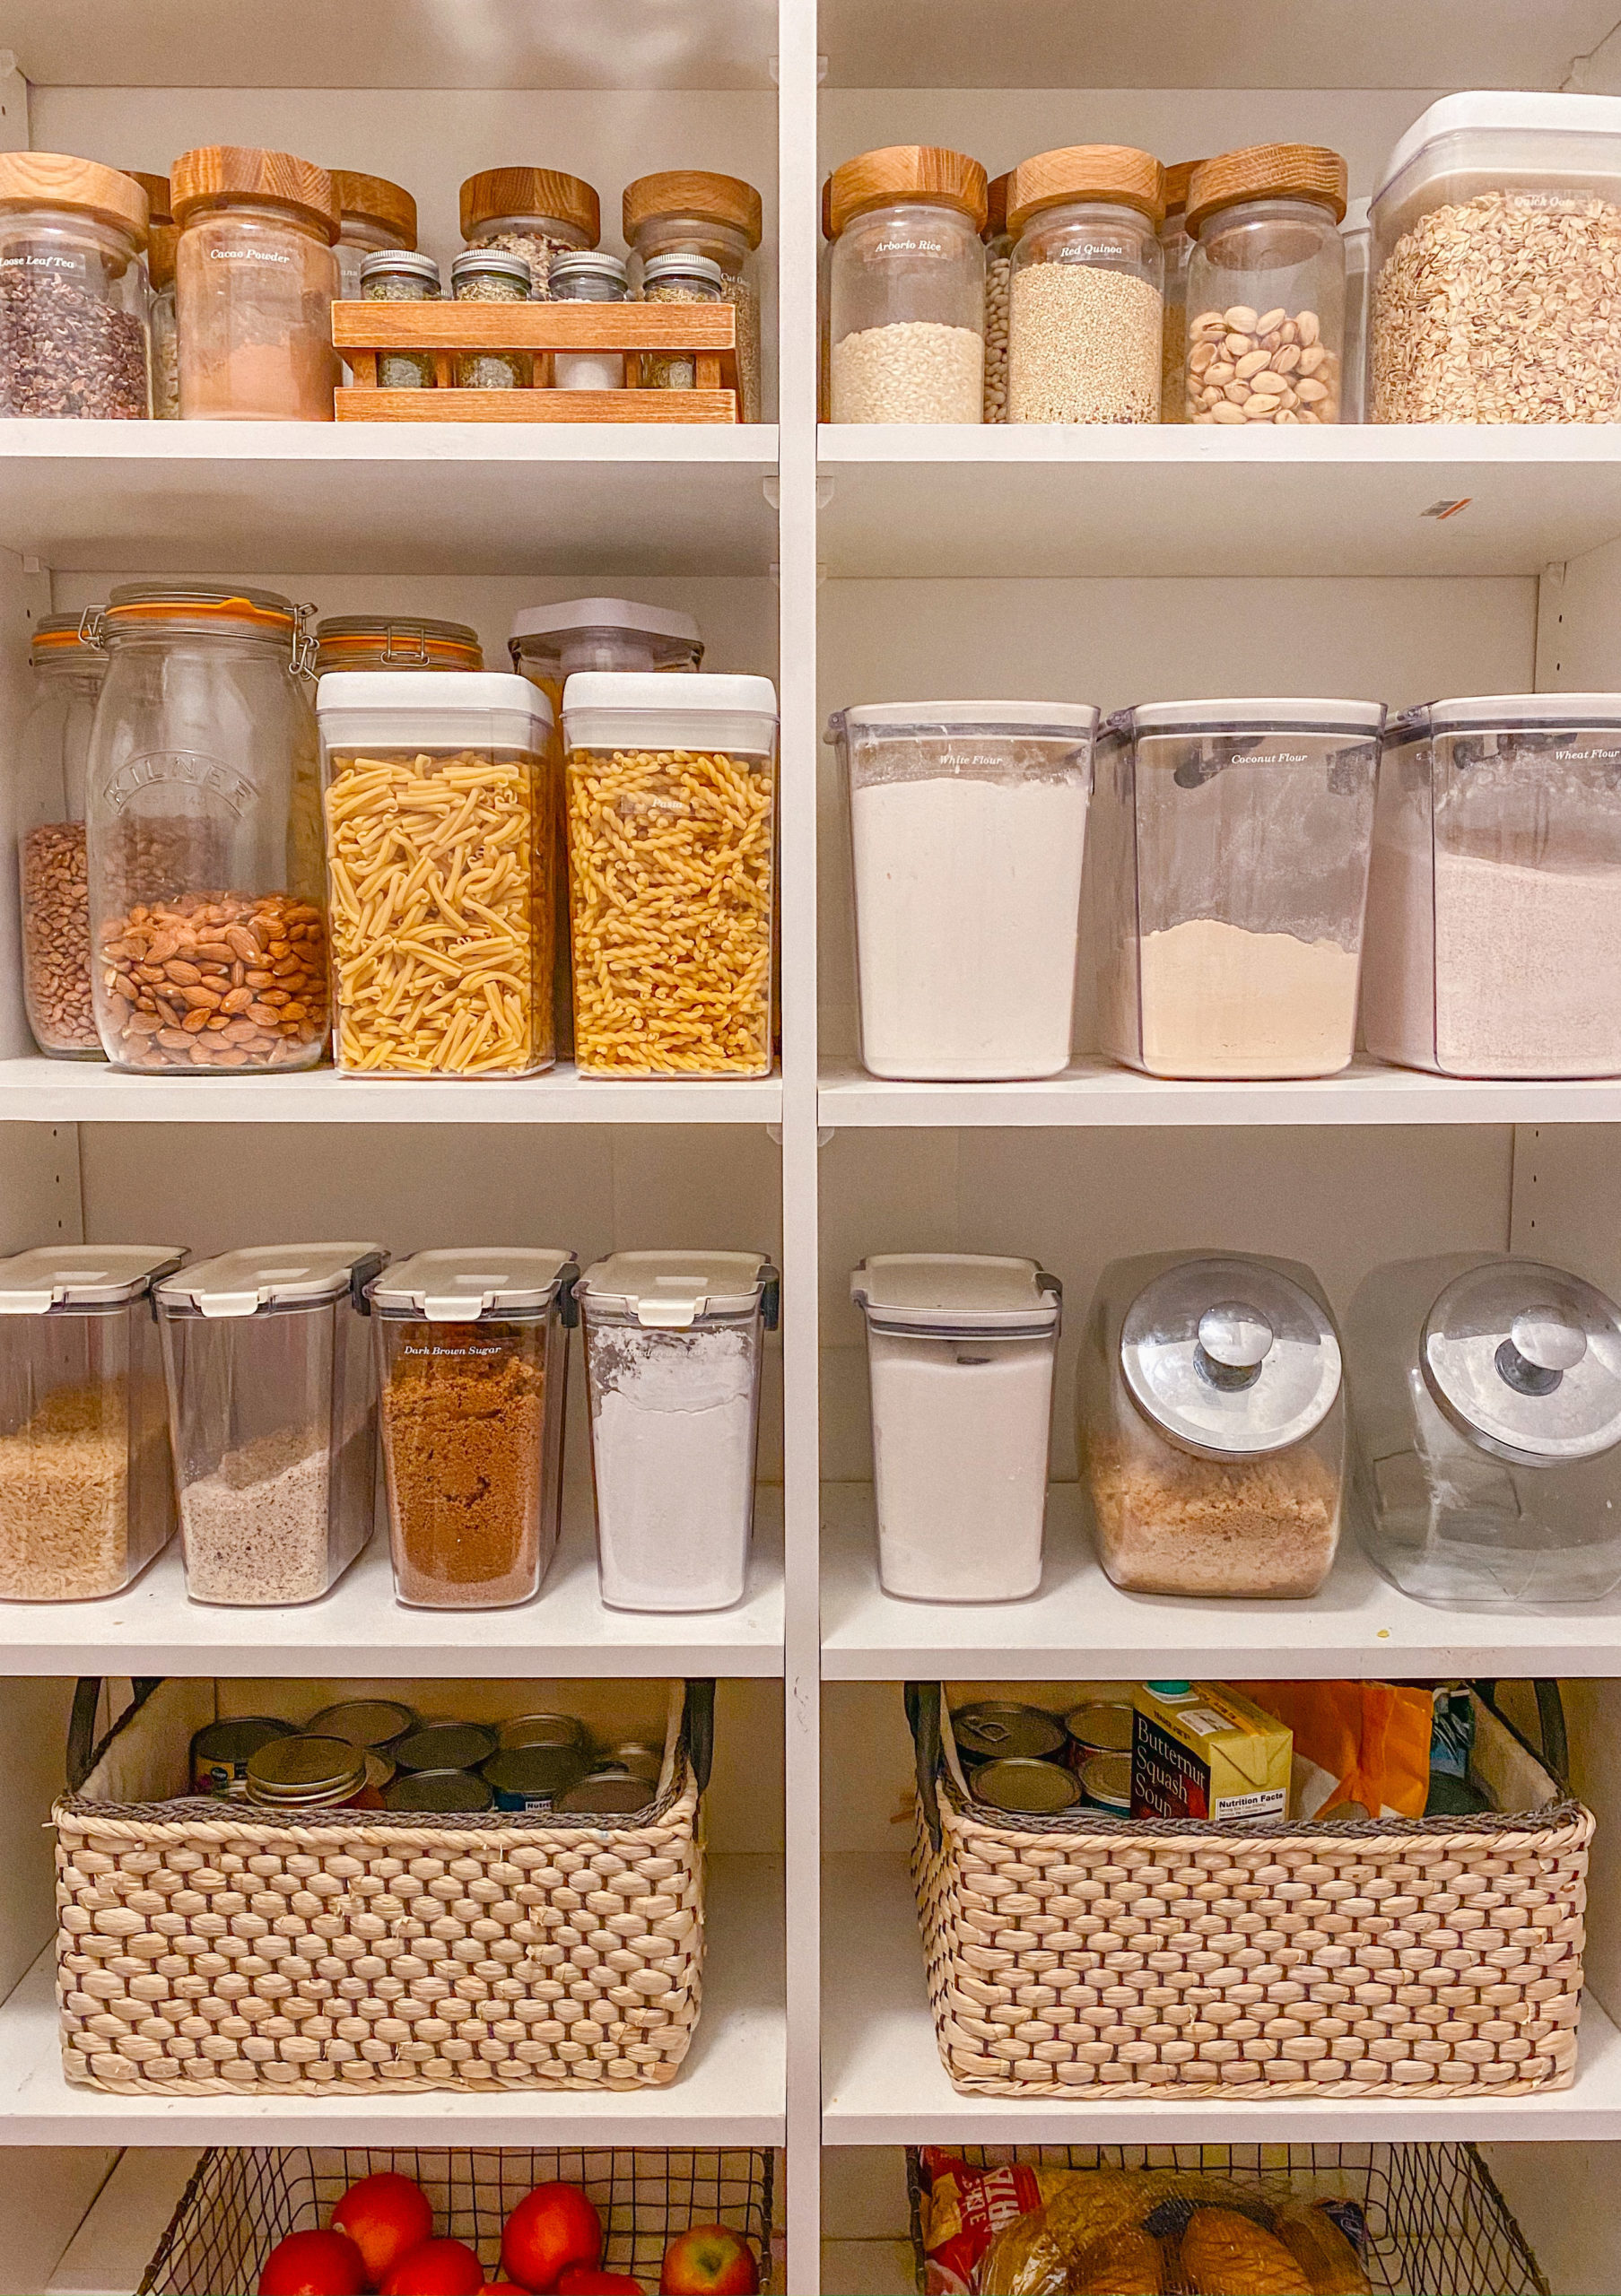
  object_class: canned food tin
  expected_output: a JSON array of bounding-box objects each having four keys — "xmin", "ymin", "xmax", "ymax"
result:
[
  {"xmin": 190, "ymin": 1716, "xmax": 294, "ymax": 1797},
  {"xmin": 245, "ymin": 1735, "xmax": 370, "ymax": 1810},
  {"xmin": 363, "ymin": 1750, "xmax": 396, "ymax": 1794},
  {"xmin": 383, "ymin": 1767, "xmax": 495, "ymax": 1813},
  {"xmin": 306, "ymin": 1699, "xmax": 417, "ymax": 1752},
  {"xmin": 951, "ymin": 1700, "xmax": 1067, "ymax": 1765},
  {"xmin": 1063, "ymin": 1701, "xmax": 1135, "ymax": 1769},
  {"xmin": 394, "ymin": 1721, "xmax": 499, "ymax": 1774},
  {"xmin": 555, "ymin": 1771, "xmax": 658, "ymax": 1815},
  {"xmin": 498, "ymin": 1711, "xmax": 592, "ymax": 1756},
  {"xmin": 1080, "ymin": 1752, "xmax": 1132, "ymax": 1814},
  {"xmin": 972, "ymin": 1755, "xmax": 1082, "ymax": 1814},
  {"xmin": 483, "ymin": 1745, "xmax": 586, "ymax": 1812}
]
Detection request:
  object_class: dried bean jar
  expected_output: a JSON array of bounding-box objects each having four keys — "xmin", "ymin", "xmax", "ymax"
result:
[
  {"xmin": 830, "ymin": 145, "xmax": 987, "ymax": 422},
  {"xmin": 981, "ymin": 170, "xmax": 1011, "ymax": 422},
  {"xmin": 170, "ymin": 145, "xmax": 339, "ymax": 420},
  {"xmin": 84, "ymin": 584, "xmax": 328, "ymax": 1074},
  {"xmin": 17, "ymin": 613, "xmax": 107, "ymax": 1058},
  {"xmin": 624, "ymin": 170, "xmax": 765, "ymax": 420},
  {"xmin": 126, "ymin": 171, "xmax": 179, "ymax": 419},
  {"xmin": 0, "ymin": 152, "xmax": 150, "ymax": 417},
  {"xmin": 1007, "ymin": 146, "xmax": 1165, "ymax": 424},
  {"xmin": 331, "ymin": 169, "xmax": 416, "ymax": 300},
  {"xmin": 459, "ymin": 165, "xmax": 599, "ymax": 296},
  {"xmin": 1184, "ymin": 144, "xmax": 1348, "ymax": 425}
]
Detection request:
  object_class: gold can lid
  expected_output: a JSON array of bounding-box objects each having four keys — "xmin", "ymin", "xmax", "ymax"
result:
[{"xmin": 246, "ymin": 1734, "xmax": 366, "ymax": 1798}]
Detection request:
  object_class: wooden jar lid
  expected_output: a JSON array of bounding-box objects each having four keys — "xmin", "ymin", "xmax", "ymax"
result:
[
  {"xmin": 984, "ymin": 170, "xmax": 1010, "ymax": 240},
  {"xmin": 829, "ymin": 146, "xmax": 987, "ymax": 238},
  {"xmin": 0, "ymin": 152, "xmax": 150, "ymax": 241},
  {"xmin": 1186, "ymin": 144, "xmax": 1347, "ymax": 234},
  {"xmin": 1007, "ymin": 145, "xmax": 1165, "ymax": 234},
  {"xmin": 125, "ymin": 170, "xmax": 172, "ymax": 223},
  {"xmin": 624, "ymin": 170, "xmax": 763, "ymax": 249},
  {"xmin": 821, "ymin": 174, "xmax": 832, "ymax": 239},
  {"xmin": 1162, "ymin": 159, "xmax": 1201, "ymax": 219},
  {"xmin": 459, "ymin": 167, "xmax": 600, "ymax": 242},
  {"xmin": 331, "ymin": 169, "xmax": 417, "ymax": 246},
  {"xmin": 171, "ymin": 146, "xmax": 339, "ymax": 239}
]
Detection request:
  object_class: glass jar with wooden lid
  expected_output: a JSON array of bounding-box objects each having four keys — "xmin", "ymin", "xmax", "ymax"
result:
[
  {"xmin": 1184, "ymin": 144, "xmax": 1347, "ymax": 426},
  {"xmin": 126, "ymin": 171, "xmax": 178, "ymax": 418},
  {"xmin": 459, "ymin": 166, "xmax": 600, "ymax": 296},
  {"xmin": 0, "ymin": 152, "xmax": 151, "ymax": 417},
  {"xmin": 331, "ymin": 169, "xmax": 416, "ymax": 299},
  {"xmin": 170, "ymin": 144, "xmax": 340, "ymax": 420},
  {"xmin": 829, "ymin": 144, "xmax": 987, "ymax": 423},
  {"xmin": 1007, "ymin": 146, "xmax": 1165, "ymax": 424},
  {"xmin": 624, "ymin": 170, "xmax": 764, "ymax": 419},
  {"xmin": 1157, "ymin": 159, "xmax": 1202, "ymax": 421}
]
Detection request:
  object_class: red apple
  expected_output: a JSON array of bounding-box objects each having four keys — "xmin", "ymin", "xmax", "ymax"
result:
[
  {"xmin": 482, "ymin": 2286, "xmax": 532, "ymax": 2294},
  {"xmin": 379, "ymin": 2238, "xmax": 484, "ymax": 2296},
  {"xmin": 659, "ymin": 2228, "xmax": 759, "ymax": 2296},
  {"xmin": 259, "ymin": 2230, "xmax": 369, "ymax": 2296},
  {"xmin": 333, "ymin": 2174, "xmax": 435, "ymax": 2284},
  {"xmin": 557, "ymin": 2274, "xmax": 644, "ymax": 2295},
  {"xmin": 501, "ymin": 2185, "xmax": 603, "ymax": 2291}
]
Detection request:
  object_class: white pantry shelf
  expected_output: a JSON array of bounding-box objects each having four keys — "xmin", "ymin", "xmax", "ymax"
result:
[
  {"xmin": 0, "ymin": 1854, "xmax": 784, "ymax": 2145},
  {"xmin": 822, "ymin": 1854, "xmax": 1621, "ymax": 2144}
]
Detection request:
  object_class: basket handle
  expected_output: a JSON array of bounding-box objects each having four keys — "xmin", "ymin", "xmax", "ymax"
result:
[
  {"xmin": 682, "ymin": 1678, "xmax": 715, "ymax": 1796},
  {"xmin": 1474, "ymin": 1677, "xmax": 1571, "ymax": 1795},
  {"xmin": 67, "ymin": 1676, "xmax": 162, "ymax": 1793},
  {"xmin": 905, "ymin": 1682, "xmax": 945, "ymax": 1852}
]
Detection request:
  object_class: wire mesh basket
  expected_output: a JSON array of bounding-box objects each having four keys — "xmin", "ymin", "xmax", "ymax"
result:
[
  {"xmin": 905, "ymin": 2143, "xmax": 1547, "ymax": 2296},
  {"xmin": 141, "ymin": 2145, "xmax": 775, "ymax": 2294}
]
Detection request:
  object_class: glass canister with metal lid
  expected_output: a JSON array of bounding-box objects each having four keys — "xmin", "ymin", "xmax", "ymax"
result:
[
  {"xmin": 1078, "ymin": 1249, "xmax": 1346, "ymax": 1598},
  {"xmin": 1348, "ymin": 1252, "xmax": 1621, "ymax": 1607},
  {"xmin": 17, "ymin": 612, "xmax": 107, "ymax": 1057}
]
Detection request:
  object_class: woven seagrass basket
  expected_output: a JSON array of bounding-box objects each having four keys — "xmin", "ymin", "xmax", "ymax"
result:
[
  {"xmin": 56, "ymin": 1676, "xmax": 712, "ymax": 2099},
  {"xmin": 908, "ymin": 1682, "xmax": 1590, "ymax": 2101}
]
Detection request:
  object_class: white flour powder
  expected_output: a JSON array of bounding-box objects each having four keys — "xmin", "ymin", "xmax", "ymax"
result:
[
  {"xmin": 588, "ymin": 1325, "xmax": 757, "ymax": 1611},
  {"xmin": 1121, "ymin": 917, "xmax": 1361, "ymax": 1078}
]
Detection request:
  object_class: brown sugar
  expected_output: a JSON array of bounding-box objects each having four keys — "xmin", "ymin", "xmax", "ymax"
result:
[
  {"xmin": 1084, "ymin": 1426, "xmax": 1340, "ymax": 1597},
  {"xmin": 380, "ymin": 1328, "xmax": 546, "ymax": 1605}
]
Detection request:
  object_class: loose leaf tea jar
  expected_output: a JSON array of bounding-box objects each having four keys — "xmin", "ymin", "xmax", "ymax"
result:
[
  {"xmin": 0, "ymin": 152, "xmax": 151, "ymax": 417},
  {"xmin": 170, "ymin": 144, "xmax": 340, "ymax": 420}
]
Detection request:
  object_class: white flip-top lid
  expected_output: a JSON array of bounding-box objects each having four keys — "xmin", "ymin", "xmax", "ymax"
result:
[
  {"xmin": 0, "ymin": 1244, "xmax": 186, "ymax": 1314},
  {"xmin": 158, "ymin": 1244, "xmax": 386, "ymax": 1319},
  {"xmin": 562, "ymin": 671, "xmax": 778, "ymax": 757},
  {"xmin": 830, "ymin": 700, "xmax": 1100, "ymax": 739},
  {"xmin": 370, "ymin": 1246, "xmax": 578, "ymax": 1321},
  {"xmin": 510, "ymin": 598, "xmax": 701, "ymax": 646},
  {"xmin": 1394, "ymin": 694, "xmax": 1621, "ymax": 736},
  {"xmin": 577, "ymin": 1248, "xmax": 776, "ymax": 1328},
  {"xmin": 1112, "ymin": 698, "xmax": 1386, "ymax": 736},
  {"xmin": 851, "ymin": 1252, "xmax": 1061, "ymax": 1336},
  {"xmin": 1374, "ymin": 92, "xmax": 1621, "ymax": 222},
  {"xmin": 317, "ymin": 671, "xmax": 550, "ymax": 753}
]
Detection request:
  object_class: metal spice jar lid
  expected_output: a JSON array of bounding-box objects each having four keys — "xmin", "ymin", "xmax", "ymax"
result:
[
  {"xmin": 357, "ymin": 249, "xmax": 441, "ymax": 293},
  {"xmin": 306, "ymin": 1697, "xmax": 417, "ymax": 1750},
  {"xmin": 394, "ymin": 1720, "xmax": 500, "ymax": 1773},
  {"xmin": 1186, "ymin": 144, "xmax": 1348, "ymax": 237},
  {"xmin": 973, "ymin": 1756, "xmax": 1081, "ymax": 1815},
  {"xmin": 170, "ymin": 145, "xmax": 340, "ymax": 240},
  {"xmin": 830, "ymin": 146, "xmax": 988, "ymax": 238},
  {"xmin": 450, "ymin": 248, "xmax": 532, "ymax": 291},
  {"xmin": 459, "ymin": 167, "xmax": 600, "ymax": 242},
  {"xmin": 1007, "ymin": 146, "xmax": 1166, "ymax": 235},
  {"xmin": 0, "ymin": 152, "xmax": 151, "ymax": 242},
  {"xmin": 641, "ymin": 251, "xmax": 724, "ymax": 292}
]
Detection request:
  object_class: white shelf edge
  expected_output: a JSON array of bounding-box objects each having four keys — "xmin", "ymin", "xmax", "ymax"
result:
[
  {"xmin": 816, "ymin": 424, "xmax": 1621, "ymax": 470},
  {"xmin": 0, "ymin": 420, "xmax": 780, "ymax": 468}
]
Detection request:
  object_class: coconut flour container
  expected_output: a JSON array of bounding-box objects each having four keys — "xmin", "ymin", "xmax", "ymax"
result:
[
  {"xmin": 852, "ymin": 1253, "xmax": 1060, "ymax": 1602},
  {"xmin": 1094, "ymin": 699, "xmax": 1384, "ymax": 1078},
  {"xmin": 1079, "ymin": 1251, "xmax": 1346, "ymax": 1598},
  {"xmin": 576, "ymin": 1250, "xmax": 778, "ymax": 1611},
  {"xmin": 1362, "ymin": 696, "xmax": 1621, "ymax": 1078}
]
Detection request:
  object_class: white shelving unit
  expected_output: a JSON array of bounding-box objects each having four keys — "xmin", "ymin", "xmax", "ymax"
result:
[{"xmin": 4, "ymin": 8, "xmax": 1621, "ymax": 2295}]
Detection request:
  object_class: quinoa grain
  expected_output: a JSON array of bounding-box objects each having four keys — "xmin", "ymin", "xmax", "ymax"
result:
[{"xmin": 1008, "ymin": 262, "xmax": 1162, "ymax": 422}]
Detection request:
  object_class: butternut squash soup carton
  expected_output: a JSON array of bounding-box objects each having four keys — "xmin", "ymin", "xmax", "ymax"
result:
[{"xmin": 1131, "ymin": 1680, "xmax": 1293, "ymax": 1821}]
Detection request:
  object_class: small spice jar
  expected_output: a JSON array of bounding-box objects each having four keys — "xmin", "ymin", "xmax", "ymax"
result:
[
  {"xmin": 1157, "ymin": 159, "xmax": 1200, "ymax": 421},
  {"xmin": 170, "ymin": 144, "xmax": 339, "ymax": 420},
  {"xmin": 459, "ymin": 165, "xmax": 600, "ymax": 296},
  {"xmin": 830, "ymin": 145, "xmax": 987, "ymax": 422},
  {"xmin": 314, "ymin": 613, "xmax": 482, "ymax": 675},
  {"xmin": 17, "ymin": 613, "xmax": 107, "ymax": 1057},
  {"xmin": 1007, "ymin": 146, "xmax": 1165, "ymax": 424},
  {"xmin": 1184, "ymin": 144, "xmax": 1347, "ymax": 426},
  {"xmin": 359, "ymin": 247, "xmax": 440, "ymax": 389},
  {"xmin": 126, "ymin": 171, "xmax": 179, "ymax": 418},
  {"xmin": 981, "ymin": 170, "xmax": 1011, "ymax": 422},
  {"xmin": 450, "ymin": 248, "xmax": 531, "ymax": 388},
  {"xmin": 624, "ymin": 170, "xmax": 764, "ymax": 420},
  {"xmin": 547, "ymin": 249, "xmax": 629, "ymax": 390},
  {"xmin": 641, "ymin": 250, "xmax": 722, "ymax": 390},
  {"xmin": 0, "ymin": 152, "xmax": 151, "ymax": 417},
  {"xmin": 331, "ymin": 169, "xmax": 416, "ymax": 300}
]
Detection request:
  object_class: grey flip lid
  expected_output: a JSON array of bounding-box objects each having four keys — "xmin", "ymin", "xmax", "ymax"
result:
[
  {"xmin": 0, "ymin": 1245, "xmax": 186, "ymax": 1313},
  {"xmin": 370, "ymin": 1247, "xmax": 577, "ymax": 1320},
  {"xmin": 851, "ymin": 1252, "xmax": 1060, "ymax": 1337},
  {"xmin": 157, "ymin": 1245, "xmax": 384, "ymax": 1319},
  {"xmin": 1120, "ymin": 1253, "xmax": 1342, "ymax": 1459},
  {"xmin": 576, "ymin": 1248, "xmax": 774, "ymax": 1328},
  {"xmin": 1423, "ymin": 1257, "xmax": 1621, "ymax": 1466}
]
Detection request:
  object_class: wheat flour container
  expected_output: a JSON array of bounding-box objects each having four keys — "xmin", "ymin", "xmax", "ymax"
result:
[
  {"xmin": 852, "ymin": 1253, "xmax": 1060, "ymax": 1601},
  {"xmin": 1349, "ymin": 1253, "xmax": 1621, "ymax": 1606},
  {"xmin": 1078, "ymin": 1250, "xmax": 1346, "ymax": 1598},
  {"xmin": 1363, "ymin": 695, "xmax": 1621, "ymax": 1078},
  {"xmin": 1183, "ymin": 144, "xmax": 1347, "ymax": 425},
  {"xmin": 827, "ymin": 700, "xmax": 1097, "ymax": 1079},
  {"xmin": 1094, "ymin": 699, "xmax": 1384, "ymax": 1078},
  {"xmin": 156, "ymin": 1245, "xmax": 384, "ymax": 1605},
  {"xmin": 170, "ymin": 145, "xmax": 339, "ymax": 420},
  {"xmin": 829, "ymin": 145, "xmax": 987, "ymax": 422},
  {"xmin": 0, "ymin": 152, "xmax": 150, "ymax": 417},
  {"xmin": 17, "ymin": 613, "xmax": 106, "ymax": 1058},
  {"xmin": 576, "ymin": 1250, "xmax": 778, "ymax": 1611}
]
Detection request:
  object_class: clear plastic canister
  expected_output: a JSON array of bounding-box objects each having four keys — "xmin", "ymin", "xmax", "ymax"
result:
[
  {"xmin": 370, "ymin": 1248, "xmax": 577, "ymax": 1608},
  {"xmin": 156, "ymin": 1245, "xmax": 384, "ymax": 1605},
  {"xmin": 318, "ymin": 671, "xmax": 555, "ymax": 1076},
  {"xmin": 17, "ymin": 613, "xmax": 106, "ymax": 1059},
  {"xmin": 1007, "ymin": 147, "xmax": 1165, "ymax": 424},
  {"xmin": 1184, "ymin": 145, "xmax": 1347, "ymax": 426},
  {"xmin": 827, "ymin": 700, "xmax": 1097, "ymax": 1080},
  {"xmin": 170, "ymin": 145, "xmax": 339, "ymax": 421},
  {"xmin": 829, "ymin": 146, "xmax": 987, "ymax": 422},
  {"xmin": 459, "ymin": 166, "xmax": 600, "ymax": 296},
  {"xmin": 852, "ymin": 1253, "xmax": 1059, "ymax": 1602},
  {"xmin": 0, "ymin": 1245, "xmax": 184, "ymax": 1600},
  {"xmin": 1093, "ymin": 698, "xmax": 1384, "ymax": 1079},
  {"xmin": 0, "ymin": 152, "xmax": 151, "ymax": 417},
  {"xmin": 575, "ymin": 1250, "xmax": 777, "ymax": 1611}
]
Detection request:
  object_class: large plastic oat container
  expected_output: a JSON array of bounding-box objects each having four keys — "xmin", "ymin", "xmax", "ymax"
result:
[
  {"xmin": 562, "ymin": 673, "xmax": 778, "ymax": 1077},
  {"xmin": 1078, "ymin": 1250, "xmax": 1346, "ymax": 1598},
  {"xmin": 1362, "ymin": 695, "xmax": 1621, "ymax": 1078},
  {"xmin": 318, "ymin": 671, "xmax": 555, "ymax": 1076},
  {"xmin": 0, "ymin": 1246, "xmax": 183, "ymax": 1601},
  {"xmin": 370, "ymin": 1248, "xmax": 578, "ymax": 1608},
  {"xmin": 1094, "ymin": 699, "xmax": 1384, "ymax": 1078},
  {"xmin": 1371, "ymin": 92, "xmax": 1621, "ymax": 422},
  {"xmin": 1349, "ymin": 1252, "xmax": 1621, "ymax": 1608},
  {"xmin": 575, "ymin": 1249, "xmax": 778, "ymax": 1610},
  {"xmin": 156, "ymin": 1245, "xmax": 384, "ymax": 1605},
  {"xmin": 827, "ymin": 700, "xmax": 1097, "ymax": 1079},
  {"xmin": 851, "ymin": 1253, "xmax": 1060, "ymax": 1601}
]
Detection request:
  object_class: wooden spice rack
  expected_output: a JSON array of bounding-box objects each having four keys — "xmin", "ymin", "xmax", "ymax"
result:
[{"xmin": 332, "ymin": 300, "xmax": 740, "ymax": 422}]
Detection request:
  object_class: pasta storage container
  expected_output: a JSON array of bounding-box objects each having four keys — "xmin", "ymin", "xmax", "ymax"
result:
[
  {"xmin": 17, "ymin": 612, "xmax": 106, "ymax": 1058},
  {"xmin": 1077, "ymin": 1250, "xmax": 1346, "ymax": 1598},
  {"xmin": 459, "ymin": 166, "xmax": 599, "ymax": 296},
  {"xmin": 332, "ymin": 169, "xmax": 416, "ymax": 300},
  {"xmin": 0, "ymin": 1246, "xmax": 183, "ymax": 1601},
  {"xmin": 1372, "ymin": 92, "xmax": 1621, "ymax": 422},
  {"xmin": 576, "ymin": 1250, "xmax": 778, "ymax": 1611},
  {"xmin": 852, "ymin": 1253, "xmax": 1060, "ymax": 1601},
  {"xmin": 1362, "ymin": 695, "xmax": 1621, "ymax": 1079},
  {"xmin": 370, "ymin": 1248, "xmax": 578, "ymax": 1609},
  {"xmin": 624, "ymin": 170, "xmax": 764, "ymax": 420},
  {"xmin": 0, "ymin": 152, "xmax": 150, "ymax": 417},
  {"xmin": 1007, "ymin": 145, "xmax": 1165, "ymax": 424},
  {"xmin": 1348, "ymin": 1253, "xmax": 1621, "ymax": 1607},
  {"xmin": 1184, "ymin": 144, "xmax": 1347, "ymax": 425},
  {"xmin": 170, "ymin": 145, "xmax": 339, "ymax": 421},
  {"xmin": 1093, "ymin": 699, "xmax": 1384, "ymax": 1078},
  {"xmin": 84, "ymin": 584, "xmax": 328, "ymax": 1074},
  {"xmin": 829, "ymin": 145, "xmax": 987, "ymax": 422},
  {"xmin": 155, "ymin": 1245, "xmax": 384, "ymax": 1605},
  {"xmin": 827, "ymin": 700, "xmax": 1097, "ymax": 1079},
  {"xmin": 318, "ymin": 671, "xmax": 554, "ymax": 1076},
  {"xmin": 562, "ymin": 672, "xmax": 777, "ymax": 1077}
]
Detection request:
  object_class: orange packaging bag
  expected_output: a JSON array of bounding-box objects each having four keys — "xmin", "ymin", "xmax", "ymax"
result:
[{"xmin": 1238, "ymin": 1681, "xmax": 1433, "ymax": 1819}]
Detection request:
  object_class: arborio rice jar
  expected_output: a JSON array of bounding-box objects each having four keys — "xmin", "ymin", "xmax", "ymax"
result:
[{"xmin": 829, "ymin": 144, "xmax": 987, "ymax": 423}]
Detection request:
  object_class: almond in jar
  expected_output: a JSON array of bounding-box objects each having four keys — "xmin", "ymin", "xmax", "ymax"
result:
[{"xmin": 171, "ymin": 144, "xmax": 340, "ymax": 420}]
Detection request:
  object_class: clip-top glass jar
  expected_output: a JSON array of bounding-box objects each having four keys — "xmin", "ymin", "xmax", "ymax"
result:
[
  {"xmin": 0, "ymin": 152, "xmax": 150, "ymax": 417},
  {"xmin": 459, "ymin": 166, "xmax": 599, "ymax": 296},
  {"xmin": 1007, "ymin": 145, "xmax": 1165, "ymax": 424},
  {"xmin": 830, "ymin": 144, "xmax": 987, "ymax": 422},
  {"xmin": 624, "ymin": 170, "xmax": 764, "ymax": 420},
  {"xmin": 547, "ymin": 249, "xmax": 629, "ymax": 390},
  {"xmin": 127, "ymin": 170, "xmax": 179, "ymax": 418},
  {"xmin": 314, "ymin": 614, "xmax": 483, "ymax": 676},
  {"xmin": 1184, "ymin": 144, "xmax": 1347, "ymax": 426},
  {"xmin": 170, "ymin": 144, "xmax": 339, "ymax": 420},
  {"xmin": 18, "ymin": 613, "xmax": 107, "ymax": 1058},
  {"xmin": 331, "ymin": 169, "xmax": 416, "ymax": 300},
  {"xmin": 84, "ymin": 583, "xmax": 328, "ymax": 1074}
]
